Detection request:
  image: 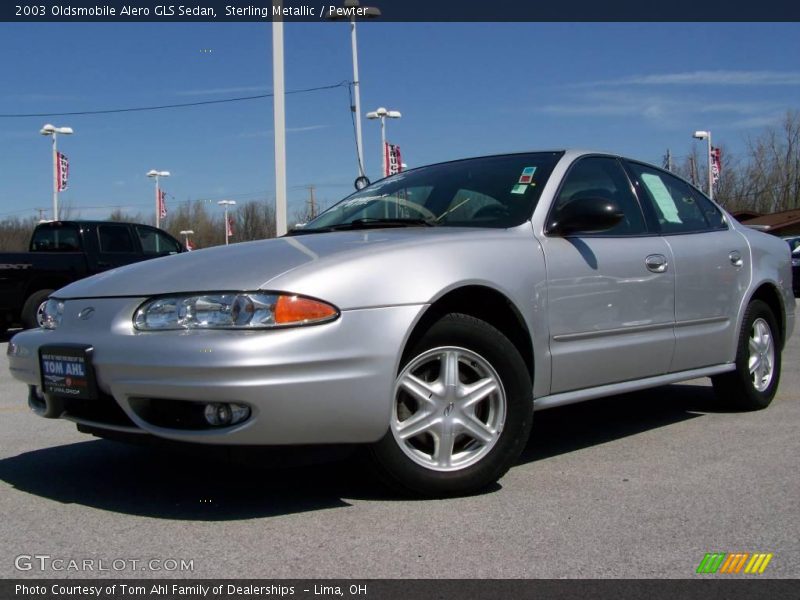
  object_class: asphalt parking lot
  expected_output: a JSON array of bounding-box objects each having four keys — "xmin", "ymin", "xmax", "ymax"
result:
[{"xmin": 1, "ymin": 308, "xmax": 798, "ymax": 580}]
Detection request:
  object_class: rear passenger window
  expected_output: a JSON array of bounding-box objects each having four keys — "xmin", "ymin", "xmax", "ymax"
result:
[
  {"xmin": 98, "ymin": 225, "xmax": 136, "ymax": 253},
  {"xmin": 135, "ymin": 226, "xmax": 181, "ymax": 255},
  {"xmin": 689, "ymin": 188, "xmax": 727, "ymax": 230},
  {"xmin": 627, "ymin": 162, "xmax": 714, "ymax": 234}
]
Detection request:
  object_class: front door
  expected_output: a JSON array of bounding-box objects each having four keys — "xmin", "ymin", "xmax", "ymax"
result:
[{"xmin": 541, "ymin": 156, "xmax": 676, "ymax": 394}]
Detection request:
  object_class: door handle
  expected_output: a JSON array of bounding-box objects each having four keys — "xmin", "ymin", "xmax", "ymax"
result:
[
  {"xmin": 645, "ymin": 254, "xmax": 668, "ymax": 273},
  {"xmin": 729, "ymin": 250, "xmax": 743, "ymax": 267}
]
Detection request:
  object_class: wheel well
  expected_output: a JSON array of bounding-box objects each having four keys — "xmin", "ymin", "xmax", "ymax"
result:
[
  {"xmin": 405, "ymin": 286, "xmax": 534, "ymax": 382},
  {"xmin": 24, "ymin": 280, "xmax": 64, "ymax": 301},
  {"xmin": 750, "ymin": 283, "xmax": 786, "ymax": 347}
]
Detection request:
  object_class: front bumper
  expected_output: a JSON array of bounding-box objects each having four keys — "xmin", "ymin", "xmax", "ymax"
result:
[{"xmin": 8, "ymin": 297, "xmax": 426, "ymax": 445}]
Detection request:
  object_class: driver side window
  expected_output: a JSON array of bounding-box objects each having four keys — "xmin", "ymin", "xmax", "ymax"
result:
[{"xmin": 550, "ymin": 157, "xmax": 646, "ymax": 236}]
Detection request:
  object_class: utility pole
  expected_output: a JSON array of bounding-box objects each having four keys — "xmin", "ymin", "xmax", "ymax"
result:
[
  {"xmin": 689, "ymin": 155, "xmax": 698, "ymax": 187},
  {"xmin": 663, "ymin": 149, "xmax": 673, "ymax": 172},
  {"xmin": 307, "ymin": 185, "xmax": 317, "ymax": 220},
  {"xmin": 36, "ymin": 208, "xmax": 47, "ymax": 221}
]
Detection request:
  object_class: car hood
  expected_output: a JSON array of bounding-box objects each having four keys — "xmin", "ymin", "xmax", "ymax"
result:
[{"xmin": 55, "ymin": 227, "xmax": 508, "ymax": 299}]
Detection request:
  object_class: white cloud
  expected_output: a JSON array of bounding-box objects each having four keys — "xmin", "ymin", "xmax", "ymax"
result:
[
  {"xmin": 727, "ymin": 113, "xmax": 786, "ymax": 130},
  {"xmin": 538, "ymin": 90, "xmax": 781, "ymax": 126},
  {"xmin": 580, "ymin": 70, "xmax": 800, "ymax": 87},
  {"xmin": 287, "ymin": 125, "xmax": 329, "ymax": 133},
  {"xmin": 236, "ymin": 125, "xmax": 329, "ymax": 138}
]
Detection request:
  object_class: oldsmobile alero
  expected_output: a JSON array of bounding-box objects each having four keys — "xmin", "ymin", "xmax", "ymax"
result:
[{"xmin": 7, "ymin": 150, "xmax": 795, "ymax": 496}]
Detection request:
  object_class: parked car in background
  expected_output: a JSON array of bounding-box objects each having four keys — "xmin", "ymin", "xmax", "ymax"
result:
[
  {"xmin": 783, "ymin": 236, "xmax": 800, "ymax": 295},
  {"xmin": 0, "ymin": 221, "xmax": 184, "ymax": 331},
  {"xmin": 7, "ymin": 151, "xmax": 795, "ymax": 497}
]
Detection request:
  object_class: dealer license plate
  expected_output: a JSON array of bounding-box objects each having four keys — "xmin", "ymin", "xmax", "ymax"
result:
[{"xmin": 39, "ymin": 345, "xmax": 97, "ymax": 400}]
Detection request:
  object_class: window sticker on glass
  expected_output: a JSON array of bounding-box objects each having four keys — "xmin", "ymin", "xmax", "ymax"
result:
[
  {"xmin": 518, "ymin": 166, "xmax": 537, "ymax": 184},
  {"xmin": 641, "ymin": 173, "xmax": 682, "ymax": 224},
  {"xmin": 340, "ymin": 195, "xmax": 383, "ymax": 209},
  {"xmin": 511, "ymin": 184, "xmax": 528, "ymax": 195}
]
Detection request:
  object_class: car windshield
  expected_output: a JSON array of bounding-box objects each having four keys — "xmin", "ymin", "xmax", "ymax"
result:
[{"xmin": 294, "ymin": 152, "xmax": 563, "ymax": 233}]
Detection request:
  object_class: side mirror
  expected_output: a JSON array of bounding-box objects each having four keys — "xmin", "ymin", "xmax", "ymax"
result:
[{"xmin": 547, "ymin": 197, "xmax": 624, "ymax": 235}]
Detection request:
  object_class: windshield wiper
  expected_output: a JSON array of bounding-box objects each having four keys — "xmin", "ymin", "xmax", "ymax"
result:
[
  {"xmin": 342, "ymin": 217, "xmax": 436, "ymax": 229},
  {"xmin": 287, "ymin": 217, "xmax": 436, "ymax": 235}
]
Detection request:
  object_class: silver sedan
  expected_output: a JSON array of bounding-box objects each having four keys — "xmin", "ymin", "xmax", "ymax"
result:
[{"xmin": 7, "ymin": 150, "xmax": 795, "ymax": 496}]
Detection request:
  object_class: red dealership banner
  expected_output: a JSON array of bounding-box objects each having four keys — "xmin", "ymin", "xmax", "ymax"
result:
[
  {"xmin": 226, "ymin": 215, "xmax": 235, "ymax": 238},
  {"xmin": 384, "ymin": 143, "xmax": 403, "ymax": 177},
  {"xmin": 711, "ymin": 147, "xmax": 722, "ymax": 188},
  {"xmin": 56, "ymin": 152, "xmax": 69, "ymax": 192},
  {"xmin": 158, "ymin": 189, "xmax": 167, "ymax": 219}
]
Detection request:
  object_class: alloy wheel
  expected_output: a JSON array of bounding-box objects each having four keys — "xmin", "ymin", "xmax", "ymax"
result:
[{"xmin": 391, "ymin": 346, "xmax": 506, "ymax": 472}]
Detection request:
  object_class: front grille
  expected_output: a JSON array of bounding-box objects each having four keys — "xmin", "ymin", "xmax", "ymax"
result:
[
  {"xmin": 129, "ymin": 397, "xmax": 217, "ymax": 430},
  {"xmin": 62, "ymin": 392, "xmax": 136, "ymax": 427}
]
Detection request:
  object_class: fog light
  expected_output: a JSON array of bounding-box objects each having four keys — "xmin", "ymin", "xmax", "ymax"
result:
[{"xmin": 203, "ymin": 402, "xmax": 250, "ymax": 426}]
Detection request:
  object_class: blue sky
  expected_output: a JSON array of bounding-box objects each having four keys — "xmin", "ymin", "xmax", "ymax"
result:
[{"xmin": 0, "ymin": 22, "xmax": 798, "ymax": 222}]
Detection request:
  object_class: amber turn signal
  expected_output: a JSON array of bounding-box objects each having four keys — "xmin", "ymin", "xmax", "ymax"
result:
[{"xmin": 274, "ymin": 295, "xmax": 339, "ymax": 325}]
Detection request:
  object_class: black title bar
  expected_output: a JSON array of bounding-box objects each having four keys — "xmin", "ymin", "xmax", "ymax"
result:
[{"xmin": 3, "ymin": 0, "xmax": 800, "ymax": 22}]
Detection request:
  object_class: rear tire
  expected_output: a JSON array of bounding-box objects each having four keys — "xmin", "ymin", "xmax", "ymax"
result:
[
  {"xmin": 21, "ymin": 289, "xmax": 54, "ymax": 330},
  {"xmin": 712, "ymin": 300, "xmax": 781, "ymax": 410},
  {"xmin": 369, "ymin": 313, "xmax": 533, "ymax": 497}
]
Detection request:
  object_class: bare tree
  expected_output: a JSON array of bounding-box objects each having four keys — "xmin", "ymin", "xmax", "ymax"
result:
[
  {"xmin": 0, "ymin": 216, "xmax": 39, "ymax": 251},
  {"xmin": 742, "ymin": 110, "xmax": 800, "ymax": 213},
  {"xmin": 235, "ymin": 200, "xmax": 276, "ymax": 242}
]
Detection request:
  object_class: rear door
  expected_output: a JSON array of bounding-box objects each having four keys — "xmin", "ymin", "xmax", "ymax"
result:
[
  {"xmin": 624, "ymin": 161, "xmax": 749, "ymax": 370},
  {"xmin": 540, "ymin": 156, "xmax": 676, "ymax": 394},
  {"xmin": 134, "ymin": 225, "xmax": 183, "ymax": 257},
  {"xmin": 94, "ymin": 223, "xmax": 142, "ymax": 271}
]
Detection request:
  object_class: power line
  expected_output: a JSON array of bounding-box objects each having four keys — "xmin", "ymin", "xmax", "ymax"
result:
[{"xmin": 0, "ymin": 82, "xmax": 350, "ymax": 118}]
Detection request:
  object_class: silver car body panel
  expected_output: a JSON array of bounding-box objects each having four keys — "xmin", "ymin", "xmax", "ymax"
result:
[{"xmin": 7, "ymin": 149, "xmax": 795, "ymax": 446}]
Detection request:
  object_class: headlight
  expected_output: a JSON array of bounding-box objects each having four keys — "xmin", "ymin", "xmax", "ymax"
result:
[
  {"xmin": 40, "ymin": 298, "xmax": 64, "ymax": 330},
  {"xmin": 133, "ymin": 292, "xmax": 339, "ymax": 331}
]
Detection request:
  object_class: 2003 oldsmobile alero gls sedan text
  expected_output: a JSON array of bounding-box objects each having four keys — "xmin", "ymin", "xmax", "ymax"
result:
[{"xmin": 7, "ymin": 150, "xmax": 795, "ymax": 496}]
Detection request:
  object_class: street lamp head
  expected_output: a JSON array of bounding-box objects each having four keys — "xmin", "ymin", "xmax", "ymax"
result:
[
  {"xmin": 386, "ymin": 110, "xmax": 402, "ymax": 119},
  {"xmin": 375, "ymin": 107, "xmax": 388, "ymax": 116},
  {"xmin": 693, "ymin": 131, "xmax": 710, "ymax": 140},
  {"xmin": 40, "ymin": 124, "xmax": 74, "ymax": 135},
  {"xmin": 217, "ymin": 200, "xmax": 236, "ymax": 206},
  {"xmin": 366, "ymin": 111, "xmax": 379, "ymax": 119},
  {"xmin": 179, "ymin": 230, "xmax": 194, "ymax": 236},
  {"xmin": 147, "ymin": 170, "xmax": 170, "ymax": 178}
]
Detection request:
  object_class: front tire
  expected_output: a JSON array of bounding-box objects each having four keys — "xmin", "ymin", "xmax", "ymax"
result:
[
  {"xmin": 21, "ymin": 289, "xmax": 54, "ymax": 330},
  {"xmin": 369, "ymin": 313, "xmax": 533, "ymax": 497},
  {"xmin": 712, "ymin": 299, "xmax": 781, "ymax": 410}
]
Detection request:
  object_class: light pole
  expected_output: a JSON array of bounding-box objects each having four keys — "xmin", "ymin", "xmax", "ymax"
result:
[
  {"xmin": 366, "ymin": 107, "xmax": 402, "ymax": 177},
  {"xmin": 218, "ymin": 200, "xmax": 236, "ymax": 246},
  {"xmin": 40, "ymin": 124, "xmax": 73, "ymax": 221},
  {"xmin": 327, "ymin": 0, "xmax": 381, "ymax": 188},
  {"xmin": 146, "ymin": 169, "xmax": 170, "ymax": 229},
  {"xmin": 272, "ymin": 0, "xmax": 287, "ymax": 237},
  {"xmin": 179, "ymin": 229, "xmax": 194, "ymax": 250},
  {"xmin": 692, "ymin": 130, "xmax": 713, "ymax": 200}
]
